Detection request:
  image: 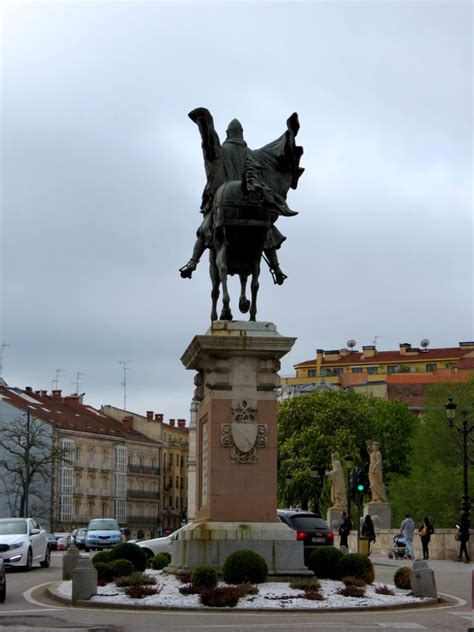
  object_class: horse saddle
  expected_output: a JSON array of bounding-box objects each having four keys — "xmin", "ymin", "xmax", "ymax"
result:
[{"xmin": 213, "ymin": 180, "xmax": 272, "ymax": 229}]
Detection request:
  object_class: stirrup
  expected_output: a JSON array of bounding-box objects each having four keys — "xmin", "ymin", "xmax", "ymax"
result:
[{"xmin": 179, "ymin": 260, "xmax": 197, "ymax": 279}]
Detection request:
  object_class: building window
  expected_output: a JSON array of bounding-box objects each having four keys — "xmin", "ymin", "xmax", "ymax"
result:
[
  {"xmin": 367, "ymin": 366, "xmax": 378, "ymax": 375},
  {"xmin": 75, "ymin": 446, "xmax": 82, "ymax": 463},
  {"xmin": 115, "ymin": 446, "xmax": 127, "ymax": 472},
  {"xmin": 333, "ymin": 368, "xmax": 343, "ymax": 375},
  {"xmin": 426, "ymin": 363, "xmax": 437, "ymax": 372},
  {"xmin": 139, "ymin": 455, "xmax": 144, "ymax": 468},
  {"xmin": 352, "ymin": 367, "xmax": 363, "ymax": 373},
  {"xmin": 88, "ymin": 448, "xmax": 95, "ymax": 467},
  {"xmin": 169, "ymin": 454, "xmax": 174, "ymax": 466},
  {"xmin": 308, "ymin": 369, "xmax": 316, "ymax": 377},
  {"xmin": 102, "ymin": 450, "xmax": 108, "ymax": 466}
]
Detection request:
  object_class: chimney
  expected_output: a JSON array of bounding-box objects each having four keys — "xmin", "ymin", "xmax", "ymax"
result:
[
  {"xmin": 25, "ymin": 386, "xmax": 33, "ymax": 393},
  {"xmin": 40, "ymin": 390, "xmax": 48, "ymax": 396},
  {"xmin": 122, "ymin": 415, "xmax": 133, "ymax": 430},
  {"xmin": 51, "ymin": 390, "xmax": 62, "ymax": 400},
  {"xmin": 34, "ymin": 390, "xmax": 41, "ymax": 395},
  {"xmin": 154, "ymin": 413, "xmax": 163, "ymax": 423},
  {"xmin": 177, "ymin": 419, "xmax": 186, "ymax": 429},
  {"xmin": 399, "ymin": 343, "xmax": 411, "ymax": 356},
  {"xmin": 64, "ymin": 394, "xmax": 84, "ymax": 406},
  {"xmin": 362, "ymin": 345, "xmax": 376, "ymax": 358},
  {"xmin": 169, "ymin": 419, "xmax": 175, "ymax": 427},
  {"xmin": 146, "ymin": 410, "xmax": 154, "ymax": 421}
]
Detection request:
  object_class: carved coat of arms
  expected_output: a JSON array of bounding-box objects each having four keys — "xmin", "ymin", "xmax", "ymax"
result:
[{"xmin": 221, "ymin": 400, "xmax": 267, "ymax": 463}]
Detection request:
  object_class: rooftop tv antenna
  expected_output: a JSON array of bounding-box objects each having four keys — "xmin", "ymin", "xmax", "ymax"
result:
[
  {"xmin": 372, "ymin": 336, "xmax": 384, "ymax": 347},
  {"xmin": 0, "ymin": 343, "xmax": 11, "ymax": 379},
  {"xmin": 119, "ymin": 361, "xmax": 130, "ymax": 411},
  {"xmin": 74, "ymin": 371, "xmax": 85, "ymax": 394},
  {"xmin": 346, "ymin": 339, "xmax": 357, "ymax": 351},
  {"xmin": 52, "ymin": 368, "xmax": 64, "ymax": 390},
  {"xmin": 420, "ymin": 338, "xmax": 430, "ymax": 351}
]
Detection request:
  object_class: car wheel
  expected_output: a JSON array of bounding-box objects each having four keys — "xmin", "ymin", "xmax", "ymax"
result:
[
  {"xmin": 40, "ymin": 546, "xmax": 51, "ymax": 568},
  {"xmin": 24, "ymin": 548, "xmax": 33, "ymax": 572},
  {"xmin": 0, "ymin": 581, "xmax": 5, "ymax": 603}
]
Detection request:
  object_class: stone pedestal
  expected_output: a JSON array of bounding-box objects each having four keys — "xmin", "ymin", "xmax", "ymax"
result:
[
  {"xmin": 327, "ymin": 507, "xmax": 345, "ymax": 531},
  {"xmin": 170, "ymin": 321, "xmax": 310, "ymax": 575},
  {"xmin": 364, "ymin": 502, "xmax": 391, "ymax": 529}
]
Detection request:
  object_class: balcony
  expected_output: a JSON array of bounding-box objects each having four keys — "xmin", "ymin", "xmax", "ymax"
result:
[
  {"xmin": 126, "ymin": 516, "xmax": 158, "ymax": 526},
  {"xmin": 100, "ymin": 488, "xmax": 111, "ymax": 496},
  {"xmin": 127, "ymin": 465, "xmax": 160, "ymax": 476},
  {"xmin": 73, "ymin": 487, "xmax": 83, "ymax": 495},
  {"xmin": 87, "ymin": 462, "xmax": 98, "ymax": 470},
  {"xmin": 127, "ymin": 490, "xmax": 160, "ymax": 500},
  {"xmin": 88, "ymin": 488, "xmax": 98, "ymax": 496},
  {"xmin": 100, "ymin": 462, "xmax": 112, "ymax": 471}
]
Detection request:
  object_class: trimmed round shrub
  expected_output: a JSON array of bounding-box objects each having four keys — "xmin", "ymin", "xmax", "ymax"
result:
[
  {"xmin": 336, "ymin": 553, "xmax": 375, "ymax": 584},
  {"xmin": 109, "ymin": 558, "xmax": 135, "ymax": 579},
  {"xmin": 115, "ymin": 572, "xmax": 157, "ymax": 588},
  {"xmin": 151, "ymin": 553, "xmax": 171, "ymax": 570},
  {"xmin": 160, "ymin": 551, "xmax": 171, "ymax": 563},
  {"xmin": 307, "ymin": 546, "xmax": 344, "ymax": 579},
  {"xmin": 394, "ymin": 566, "xmax": 411, "ymax": 589},
  {"xmin": 191, "ymin": 565, "xmax": 218, "ymax": 589},
  {"xmin": 92, "ymin": 550, "xmax": 113, "ymax": 567},
  {"xmin": 109, "ymin": 542, "xmax": 147, "ymax": 572},
  {"xmin": 222, "ymin": 550, "xmax": 268, "ymax": 585},
  {"xmin": 94, "ymin": 561, "xmax": 113, "ymax": 583}
]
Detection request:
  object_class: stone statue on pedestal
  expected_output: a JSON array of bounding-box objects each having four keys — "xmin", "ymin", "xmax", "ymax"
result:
[
  {"xmin": 326, "ymin": 451, "xmax": 347, "ymax": 508},
  {"xmin": 367, "ymin": 441, "xmax": 388, "ymax": 503}
]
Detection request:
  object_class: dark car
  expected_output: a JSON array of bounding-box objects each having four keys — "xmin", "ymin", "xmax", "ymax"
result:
[
  {"xmin": 277, "ymin": 509, "xmax": 334, "ymax": 564},
  {"xmin": 47, "ymin": 534, "xmax": 57, "ymax": 551},
  {"xmin": 0, "ymin": 559, "xmax": 6, "ymax": 602}
]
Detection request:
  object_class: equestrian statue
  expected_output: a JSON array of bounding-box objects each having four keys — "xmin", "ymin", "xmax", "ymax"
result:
[{"xmin": 180, "ymin": 107, "xmax": 304, "ymax": 322}]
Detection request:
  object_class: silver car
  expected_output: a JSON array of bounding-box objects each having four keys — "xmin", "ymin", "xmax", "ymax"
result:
[{"xmin": 0, "ymin": 518, "xmax": 50, "ymax": 571}]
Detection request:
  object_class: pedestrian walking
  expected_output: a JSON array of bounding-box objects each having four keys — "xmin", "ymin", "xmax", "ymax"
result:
[
  {"xmin": 338, "ymin": 511, "xmax": 352, "ymax": 548},
  {"xmin": 400, "ymin": 513, "xmax": 416, "ymax": 560},
  {"xmin": 361, "ymin": 515, "xmax": 376, "ymax": 554},
  {"xmin": 418, "ymin": 516, "xmax": 434, "ymax": 559},
  {"xmin": 456, "ymin": 511, "xmax": 470, "ymax": 563}
]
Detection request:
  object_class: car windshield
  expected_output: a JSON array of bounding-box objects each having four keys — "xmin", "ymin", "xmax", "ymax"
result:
[
  {"xmin": 0, "ymin": 520, "xmax": 27, "ymax": 535},
  {"xmin": 78, "ymin": 528, "xmax": 87, "ymax": 535},
  {"xmin": 288, "ymin": 515, "xmax": 328, "ymax": 530},
  {"xmin": 88, "ymin": 519, "xmax": 119, "ymax": 530}
]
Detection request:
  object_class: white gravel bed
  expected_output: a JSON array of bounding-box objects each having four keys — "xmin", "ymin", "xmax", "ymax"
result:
[{"xmin": 51, "ymin": 570, "xmax": 431, "ymax": 610}]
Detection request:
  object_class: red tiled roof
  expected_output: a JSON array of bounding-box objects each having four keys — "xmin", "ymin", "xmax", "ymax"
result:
[
  {"xmin": 0, "ymin": 386, "xmax": 157, "ymax": 445},
  {"xmin": 295, "ymin": 347, "xmax": 472, "ymax": 368}
]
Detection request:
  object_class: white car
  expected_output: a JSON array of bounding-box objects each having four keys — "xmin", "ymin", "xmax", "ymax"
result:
[
  {"xmin": 0, "ymin": 518, "xmax": 50, "ymax": 571},
  {"xmin": 136, "ymin": 526, "xmax": 187, "ymax": 559}
]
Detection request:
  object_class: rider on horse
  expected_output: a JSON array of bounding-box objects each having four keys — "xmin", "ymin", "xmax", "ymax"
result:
[{"xmin": 179, "ymin": 108, "xmax": 304, "ymax": 285}]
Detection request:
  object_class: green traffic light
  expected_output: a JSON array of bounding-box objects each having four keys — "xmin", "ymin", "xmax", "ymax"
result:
[{"xmin": 357, "ymin": 484, "xmax": 364, "ymax": 492}]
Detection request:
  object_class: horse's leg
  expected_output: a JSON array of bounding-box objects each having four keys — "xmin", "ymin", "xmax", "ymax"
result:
[
  {"xmin": 209, "ymin": 249, "xmax": 220, "ymax": 322},
  {"xmin": 249, "ymin": 258, "xmax": 260, "ymax": 321},
  {"xmin": 239, "ymin": 274, "xmax": 250, "ymax": 313},
  {"xmin": 216, "ymin": 240, "xmax": 233, "ymax": 321}
]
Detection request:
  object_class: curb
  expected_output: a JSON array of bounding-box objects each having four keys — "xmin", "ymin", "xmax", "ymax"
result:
[{"xmin": 45, "ymin": 583, "xmax": 442, "ymax": 613}]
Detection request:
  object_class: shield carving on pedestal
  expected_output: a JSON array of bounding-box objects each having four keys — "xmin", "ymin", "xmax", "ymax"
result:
[{"xmin": 231, "ymin": 422, "xmax": 258, "ymax": 454}]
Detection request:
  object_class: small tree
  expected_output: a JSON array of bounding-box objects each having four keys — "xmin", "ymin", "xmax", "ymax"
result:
[{"xmin": 0, "ymin": 410, "xmax": 68, "ymax": 518}]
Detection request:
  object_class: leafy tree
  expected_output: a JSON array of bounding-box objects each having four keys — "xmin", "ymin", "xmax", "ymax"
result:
[
  {"xmin": 388, "ymin": 381, "xmax": 474, "ymax": 527},
  {"xmin": 278, "ymin": 390, "xmax": 416, "ymax": 515},
  {"xmin": 0, "ymin": 411, "xmax": 68, "ymax": 518}
]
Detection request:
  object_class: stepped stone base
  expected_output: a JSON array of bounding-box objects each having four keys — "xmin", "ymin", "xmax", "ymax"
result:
[
  {"xmin": 364, "ymin": 502, "xmax": 391, "ymax": 529},
  {"xmin": 166, "ymin": 521, "xmax": 312, "ymax": 576}
]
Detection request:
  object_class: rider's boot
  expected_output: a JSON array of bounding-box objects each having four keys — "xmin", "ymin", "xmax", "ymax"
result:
[
  {"xmin": 264, "ymin": 248, "xmax": 287, "ymax": 285},
  {"xmin": 180, "ymin": 237, "xmax": 206, "ymax": 278}
]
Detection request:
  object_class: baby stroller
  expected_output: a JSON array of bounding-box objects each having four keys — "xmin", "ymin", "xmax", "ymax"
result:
[{"xmin": 388, "ymin": 533, "xmax": 407, "ymax": 559}]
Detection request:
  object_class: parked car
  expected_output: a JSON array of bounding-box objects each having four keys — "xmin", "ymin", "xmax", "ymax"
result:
[
  {"xmin": 56, "ymin": 536, "xmax": 70, "ymax": 551},
  {"xmin": 136, "ymin": 525, "xmax": 187, "ymax": 560},
  {"xmin": 84, "ymin": 518, "xmax": 122, "ymax": 551},
  {"xmin": 72, "ymin": 528, "xmax": 87, "ymax": 549},
  {"xmin": 277, "ymin": 509, "xmax": 334, "ymax": 564},
  {"xmin": 46, "ymin": 533, "xmax": 57, "ymax": 551},
  {"xmin": 0, "ymin": 560, "xmax": 6, "ymax": 603},
  {"xmin": 0, "ymin": 518, "xmax": 50, "ymax": 571}
]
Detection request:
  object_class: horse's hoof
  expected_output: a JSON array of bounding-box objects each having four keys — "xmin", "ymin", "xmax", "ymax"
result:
[
  {"xmin": 220, "ymin": 309, "xmax": 233, "ymax": 321},
  {"xmin": 239, "ymin": 298, "xmax": 250, "ymax": 313}
]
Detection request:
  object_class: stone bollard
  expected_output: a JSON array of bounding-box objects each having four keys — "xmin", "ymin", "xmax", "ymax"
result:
[
  {"xmin": 410, "ymin": 560, "xmax": 438, "ymax": 598},
  {"xmin": 62, "ymin": 544, "xmax": 80, "ymax": 580},
  {"xmin": 71, "ymin": 557, "xmax": 97, "ymax": 604}
]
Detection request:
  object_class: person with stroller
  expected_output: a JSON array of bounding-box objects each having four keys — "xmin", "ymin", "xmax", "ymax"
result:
[
  {"xmin": 362, "ymin": 515, "xmax": 376, "ymax": 554},
  {"xmin": 457, "ymin": 511, "xmax": 470, "ymax": 563},
  {"xmin": 400, "ymin": 513, "xmax": 416, "ymax": 560},
  {"xmin": 418, "ymin": 516, "xmax": 434, "ymax": 559},
  {"xmin": 339, "ymin": 511, "xmax": 352, "ymax": 548}
]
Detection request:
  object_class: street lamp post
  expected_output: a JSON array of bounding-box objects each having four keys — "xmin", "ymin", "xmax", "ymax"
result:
[
  {"xmin": 444, "ymin": 398, "xmax": 473, "ymax": 523},
  {"xmin": 344, "ymin": 454, "xmax": 354, "ymax": 524},
  {"xmin": 310, "ymin": 465, "xmax": 319, "ymax": 514}
]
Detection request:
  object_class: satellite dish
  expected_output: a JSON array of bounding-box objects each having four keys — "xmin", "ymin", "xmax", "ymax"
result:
[
  {"xmin": 347, "ymin": 339, "xmax": 357, "ymax": 350},
  {"xmin": 420, "ymin": 339, "xmax": 430, "ymax": 350}
]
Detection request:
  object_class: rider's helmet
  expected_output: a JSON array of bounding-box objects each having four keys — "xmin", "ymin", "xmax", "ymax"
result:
[{"xmin": 226, "ymin": 118, "xmax": 244, "ymax": 141}]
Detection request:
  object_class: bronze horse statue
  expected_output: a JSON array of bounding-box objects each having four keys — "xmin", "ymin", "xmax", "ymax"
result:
[
  {"xmin": 180, "ymin": 108, "xmax": 304, "ymax": 321},
  {"xmin": 209, "ymin": 167, "xmax": 276, "ymax": 321}
]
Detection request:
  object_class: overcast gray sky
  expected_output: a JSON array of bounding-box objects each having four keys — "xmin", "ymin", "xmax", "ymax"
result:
[{"xmin": 1, "ymin": 1, "xmax": 472, "ymax": 422}]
